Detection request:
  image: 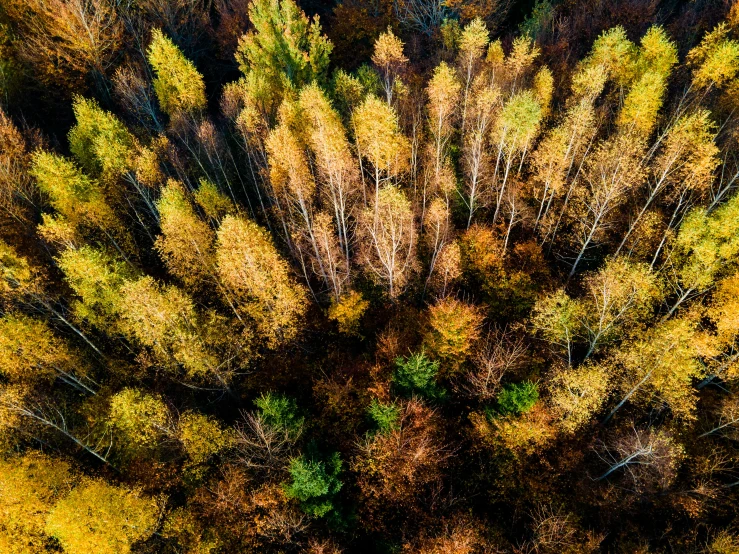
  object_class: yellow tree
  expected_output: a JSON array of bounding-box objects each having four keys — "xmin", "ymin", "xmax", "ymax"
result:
[
  {"xmin": 0, "ymin": 314, "xmax": 94, "ymax": 394},
  {"xmin": 491, "ymin": 90, "xmax": 543, "ymax": 223},
  {"xmin": 68, "ymin": 96, "xmax": 137, "ymax": 180},
  {"xmin": 155, "ymin": 180, "xmax": 216, "ymax": 290},
  {"xmin": 616, "ymin": 110, "xmax": 718, "ymax": 256},
  {"xmin": 266, "ymin": 114, "xmax": 346, "ymax": 299},
  {"xmin": 548, "ymin": 362, "xmax": 610, "ymax": 433},
  {"xmin": 616, "ymin": 26, "xmax": 678, "ymax": 138},
  {"xmin": 568, "ymin": 134, "xmax": 644, "ymax": 276},
  {"xmin": 45, "ymin": 478, "xmax": 160, "ymax": 554},
  {"xmin": 0, "ymin": 452, "xmax": 75, "ymax": 553},
  {"xmin": 423, "ymin": 196, "xmax": 452, "ymax": 290},
  {"xmin": 31, "ymin": 151, "xmax": 124, "ymax": 243},
  {"xmin": 372, "ymin": 28, "xmax": 408, "ymax": 105},
  {"xmin": 460, "ymin": 81, "xmax": 499, "ymax": 227},
  {"xmin": 457, "ymin": 18, "xmax": 489, "ymax": 133},
  {"xmin": 663, "ymin": 191, "xmax": 739, "ymax": 316},
  {"xmin": 57, "ymin": 246, "xmax": 135, "ymax": 331},
  {"xmin": 423, "ymin": 297, "xmax": 483, "ymax": 372},
  {"xmin": 604, "ymin": 317, "xmax": 708, "ymax": 422},
  {"xmin": 532, "ymin": 258, "xmax": 662, "ymax": 362},
  {"xmin": 148, "ymin": 29, "xmax": 207, "ymax": 118},
  {"xmin": 687, "ymin": 23, "xmax": 739, "ymax": 90},
  {"xmin": 426, "ymin": 62, "xmax": 461, "ymax": 187},
  {"xmin": 352, "ymin": 95, "xmax": 411, "ymax": 207},
  {"xmin": 358, "ymin": 186, "xmax": 417, "ymax": 298},
  {"xmin": 704, "ymin": 273, "xmax": 739, "ymax": 385},
  {"xmin": 216, "ymin": 215, "xmax": 308, "ymax": 347},
  {"xmin": 118, "ymin": 276, "xmax": 226, "ymax": 382},
  {"xmin": 299, "ymin": 84, "xmax": 360, "ymax": 277},
  {"xmin": 108, "ymin": 388, "xmax": 171, "ymax": 457}
]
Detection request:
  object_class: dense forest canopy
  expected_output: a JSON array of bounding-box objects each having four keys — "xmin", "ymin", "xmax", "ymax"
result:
[{"xmin": 1, "ymin": 0, "xmax": 739, "ymax": 552}]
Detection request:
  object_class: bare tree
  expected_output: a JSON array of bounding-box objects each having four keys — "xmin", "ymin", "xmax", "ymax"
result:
[
  {"xmin": 595, "ymin": 425, "xmax": 683, "ymax": 492},
  {"xmin": 462, "ymin": 327, "xmax": 526, "ymax": 401}
]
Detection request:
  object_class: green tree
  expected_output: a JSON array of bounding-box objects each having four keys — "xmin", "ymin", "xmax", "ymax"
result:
[
  {"xmin": 284, "ymin": 452, "xmax": 343, "ymax": 518},
  {"xmin": 255, "ymin": 392, "xmax": 304, "ymax": 433},
  {"xmin": 393, "ymin": 351, "xmax": 446, "ymax": 400},
  {"xmin": 236, "ymin": 0, "xmax": 332, "ymax": 107},
  {"xmin": 367, "ymin": 399, "xmax": 401, "ymax": 434},
  {"xmin": 495, "ymin": 381, "xmax": 539, "ymax": 416}
]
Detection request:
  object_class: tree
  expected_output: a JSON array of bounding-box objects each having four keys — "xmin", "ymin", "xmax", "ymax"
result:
[
  {"xmin": 68, "ymin": 96, "xmax": 137, "ymax": 179},
  {"xmin": 687, "ymin": 23, "xmax": 739, "ymax": 90},
  {"xmin": 548, "ymin": 362, "xmax": 610, "ymax": 433},
  {"xmin": 45, "ymin": 478, "xmax": 160, "ymax": 554},
  {"xmin": 460, "ymin": 81, "xmax": 499, "ymax": 227},
  {"xmin": 393, "ymin": 351, "xmax": 446, "ymax": 400},
  {"xmin": 31, "ymin": 151, "xmax": 123, "ymax": 240},
  {"xmin": 299, "ymin": 84, "xmax": 360, "ymax": 278},
  {"xmin": 532, "ymin": 258, "xmax": 661, "ymax": 361},
  {"xmin": 353, "ymin": 399, "xmax": 448, "ymax": 532},
  {"xmin": 108, "ymin": 388, "xmax": 171, "ymax": 457},
  {"xmin": 372, "ymin": 28, "xmax": 408, "ymax": 105},
  {"xmin": 393, "ymin": 0, "xmax": 448, "ymax": 35},
  {"xmin": 328, "ymin": 290, "xmax": 369, "ymax": 335},
  {"xmin": 567, "ymin": 134, "xmax": 644, "ymax": 276},
  {"xmin": 596, "ymin": 426, "xmax": 683, "ymax": 493},
  {"xmin": 423, "ymin": 297, "xmax": 483, "ymax": 371},
  {"xmin": 616, "ymin": 26, "xmax": 677, "ymax": 138},
  {"xmin": 119, "ymin": 276, "xmax": 231, "ymax": 382},
  {"xmin": 495, "ymin": 381, "xmax": 539, "ymax": 416},
  {"xmin": 0, "ymin": 108, "xmax": 39, "ymax": 228},
  {"xmin": 284, "ymin": 452, "xmax": 343, "ymax": 518},
  {"xmin": 605, "ymin": 317, "xmax": 707, "ymax": 422},
  {"xmin": 155, "ymin": 180, "xmax": 216, "ymax": 289},
  {"xmin": 216, "ymin": 215, "xmax": 308, "ymax": 347},
  {"xmin": 616, "ymin": 109, "xmax": 719, "ymax": 256},
  {"xmin": 0, "ymin": 314, "xmax": 93, "ymax": 393},
  {"xmin": 236, "ymin": 0, "xmax": 332, "ymax": 106},
  {"xmin": 178, "ymin": 411, "xmax": 234, "ymax": 466},
  {"xmin": 457, "ymin": 18, "xmax": 489, "ymax": 134},
  {"xmin": 352, "ymin": 95, "xmax": 411, "ymax": 205},
  {"xmin": 148, "ymin": 29, "xmax": 206, "ymax": 118},
  {"xmin": 491, "ymin": 90, "xmax": 543, "ymax": 223},
  {"xmin": 426, "ymin": 61, "xmax": 461, "ymax": 185},
  {"xmin": 0, "ymin": 452, "xmax": 75, "ymax": 553},
  {"xmin": 367, "ymin": 398, "xmax": 401, "ymax": 434},
  {"xmin": 2, "ymin": 0, "xmax": 122, "ymax": 93},
  {"xmin": 357, "ymin": 185, "xmax": 416, "ymax": 297},
  {"xmin": 577, "ymin": 258, "xmax": 662, "ymax": 358},
  {"xmin": 57, "ymin": 246, "xmax": 135, "ymax": 330},
  {"xmin": 662, "ymin": 192, "xmax": 739, "ymax": 317}
]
